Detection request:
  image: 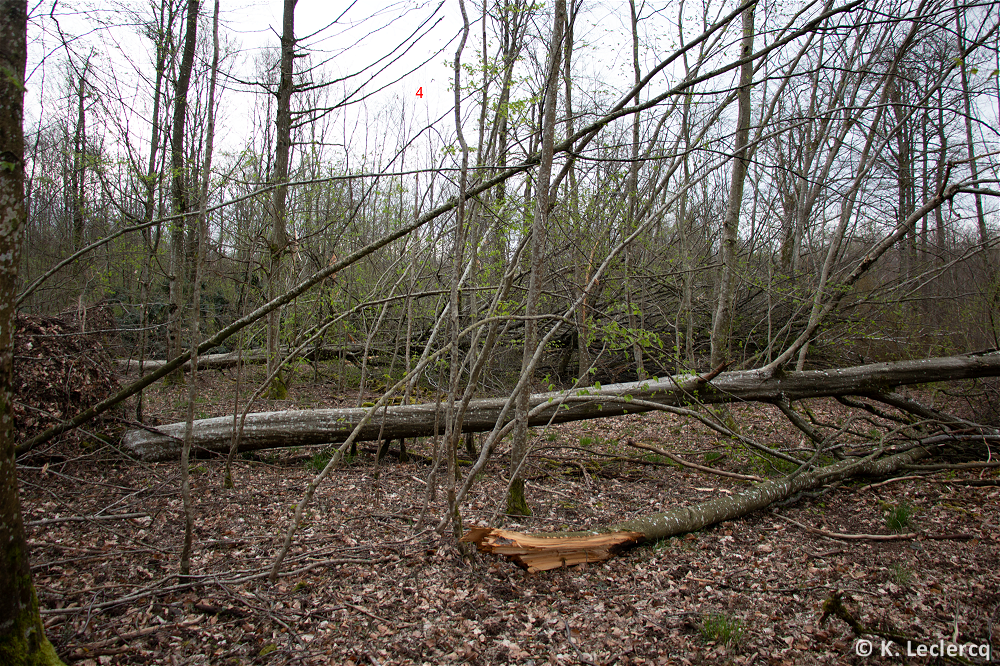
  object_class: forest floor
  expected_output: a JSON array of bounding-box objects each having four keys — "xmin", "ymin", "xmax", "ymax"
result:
[{"xmin": 17, "ymin": 365, "xmax": 1000, "ymax": 665}]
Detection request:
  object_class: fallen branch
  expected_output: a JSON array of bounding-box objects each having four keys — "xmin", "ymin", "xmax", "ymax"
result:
[
  {"xmin": 623, "ymin": 439, "xmax": 763, "ymax": 482},
  {"xmin": 774, "ymin": 513, "xmax": 975, "ymax": 541},
  {"xmin": 26, "ymin": 512, "xmax": 148, "ymax": 527},
  {"xmin": 773, "ymin": 513, "xmax": 917, "ymax": 540},
  {"xmin": 116, "ymin": 345, "xmax": 366, "ymax": 372}
]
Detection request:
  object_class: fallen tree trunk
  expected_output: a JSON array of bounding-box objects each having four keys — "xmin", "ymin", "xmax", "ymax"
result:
[
  {"xmin": 117, "ymin": 345, "xmax": 368, "ymax": 372},
  {"xmin": 462, "ymin": 444, "xmax": 932, "ymax": 572},
  {"xmin": 121, "ymin": 351, "xmax": 1000, "ymax": 461}
]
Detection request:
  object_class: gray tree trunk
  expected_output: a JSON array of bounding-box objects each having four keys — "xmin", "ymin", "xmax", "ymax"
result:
[
  {"xmin": 123, "ymin": 352, "xmax": 1000, "ymax": 461},
  {"xmin": 165, "ymin": 0, "xmax": 200, "ymax": 383},
  {"xmin": 710, "ymin": 4, "xmax": 754, "ymax": 367},
  {"xmin": 509, "ymin": 0, "xmax": 566, "ymax": 516}
]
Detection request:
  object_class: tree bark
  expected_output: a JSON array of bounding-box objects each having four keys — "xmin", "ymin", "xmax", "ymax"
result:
[
  {"xmin": 464, "ymin": 444, "xmax": 931, "ymax": 572},
  {"xmin": 0, "ymin": 0, "xmax": 66, "ymax": 661},
  {"xmin": 135, "ymin": 0, "xmax": 175, "ymax": 423},
  {"xmin": 70, "ymin": 56, "xmax": 89, "ymax": 252},
  {"xmin": 509, "ymin": 0, "xmax": 565, "ymax": 516},
  {"xmin": 625, "ymin": 0, "xmax": 645, "ymax": 381},
  {"xmin": 266, "ymin": 0, "xmax": 298, "ymax": 399},
  {"xmin": 165, "ymin": 0, "xmax": 200, "ymax": 383},
  {"xmin": 122, "ymin": 352, "xmax": 1000, "ymax": 461},
  {"xmin": 710, "ymin": 3, "xmax": 754, "ymax": 367},
  {"xmin": 180, "ymin": 0, "xmax": 220, "ymax": 578}
]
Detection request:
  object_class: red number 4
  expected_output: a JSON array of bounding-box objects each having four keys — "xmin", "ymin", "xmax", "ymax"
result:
[{"xmin": 416, "ymin": 87, "xmax": 423, "ymax": 98}]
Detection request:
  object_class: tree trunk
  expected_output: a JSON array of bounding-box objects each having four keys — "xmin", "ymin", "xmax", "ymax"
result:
[
  {"xmin": 135, "ymin": 0, "xmax": 174, "ymax": 423},
  {"xmin": 626, "ymin": 0, "xmax": 645, "ymax": 380},
  {"xmin": 955, "ymin": 1, "xmax": 998, "ymax": 346},
  {"xmin": 710, "ymin": 4, "xmax": 754, "ymax": 367},
  {"xmin": 446, "ymin": 0, "xmax": 471, "ymax": 540},
  {"xmin": 70, "ymin": 56, "xmax": 89, "ymax": 253},
  {"xmin": 180, "ymin": 0, "xmax": 220, "ymax": 578},
  {"xmin": 464, "ymin": 445, "xmax": 931, "ymax": 572},
  {"xmin": 122, "ymin": 352, "xmax": 1000, "ymax": 461},
  {"xmin": 509, "ymin": 0, "xmax": 565, "ymax": 517},
  {"xmin": 562, "ymin": 1, "xmax": 590, "ymax": 385},
  {"xmin": 165, "ymin": 0, "xmax": 200, "ymax": 384},
  {"xmin": 266, "ymin": 0, "xmax": 297, "ymax": 399},
  {"xmin": 0, "ymin": 1, "xmax": 66, "ymax": 661}
]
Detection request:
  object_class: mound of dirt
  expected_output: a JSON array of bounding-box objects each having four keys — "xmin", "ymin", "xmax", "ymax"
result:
[{"xmin": 13, "ymin": 313, "xmax": 122, "ymax": 447}]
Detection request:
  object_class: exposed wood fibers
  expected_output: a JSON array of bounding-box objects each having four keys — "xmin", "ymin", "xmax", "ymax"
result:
[{"xmin": 461, "ymin": 527, "xmax": 645, "ymax": 572}]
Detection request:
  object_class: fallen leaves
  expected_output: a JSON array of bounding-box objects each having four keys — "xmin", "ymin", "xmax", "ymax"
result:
[{"xmin": 16, "ymin": 376, "xmax": 1000, "ymax": 665}]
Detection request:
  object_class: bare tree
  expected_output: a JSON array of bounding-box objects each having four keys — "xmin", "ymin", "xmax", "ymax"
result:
[
  {"xmin": 165, "ymin": 0, "xmax": 200, "ymax": 382},
  {"xmin": 710, "ymin": 1, "xmax": 754, "ymax": 368},
  {"xmin": 508, "ymin": 0, "xmax": 566, "ymax": 517},
  {"xmin": 265, "ymin": 0, "xmax": 298, "ymax": 398}
]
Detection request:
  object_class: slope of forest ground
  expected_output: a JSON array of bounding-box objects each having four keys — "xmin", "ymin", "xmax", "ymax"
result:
[{"xmin": 17, "ymin": 365, "xmax": 1000, "ymax": 665}]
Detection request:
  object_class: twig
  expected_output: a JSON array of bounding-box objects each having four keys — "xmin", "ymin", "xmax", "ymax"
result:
[
  {"xmin": 774, "ymin": 513, "xmax": 974, "ymax": 541},
  {"xmin": 562, "ymin": 617, "xmax": 595, "ymax": 665},
  {"xmin": 694, "ymin": 361, "xmax": 732, "ymax": 385},
  {"xmin": 775, "ymin": 513, "xmax": 917, "ymax": 540},
  {"xmin": 624, "ymin": 439, "xmax": 763, "ymax": 482},
  {"xmin": 67, "ymin": 619, "xmax": 200, "ymax": 651},
  {"xmin": 821, "ymin": 590, "xmax": 974, "ymax": 664},
  {"xmin": 859, "ymin": 474, "xmax": 1000, "ymax": 490},
  {"xmin": 857, "ymin": 475, "xmax": 927, "ymax": 490},
  {"xmin": 802, "ymin": 547, "xmax": 844, "ymax": 558},
  {"xmin": 27, "ymin": 512, "xmax": 148, "ymax": 527},
  {"xmin": 42, "ymin": 557, "xmax": 392, "ymax": 616},
  {"xmin": 525, "ymin": 481, "xmax": 576, "ymax": 501},
  {"xmin": 340, "ymin": 603, "xmax": 418, "ymax": 628},
  {"xmin": 904, "ymin": 461, "xmax": 1000, "ymax": 471},
  {"xmin": 573, "ymin": 460, "xmax": 592, "ymax": 489}
]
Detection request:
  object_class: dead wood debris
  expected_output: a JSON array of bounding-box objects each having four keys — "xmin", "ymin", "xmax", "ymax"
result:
[
  {"xmin": 14, "ymin": 313, "xmax": 122, "ymax": 448},
  {"xmin": 461, "ymin": 527, "xmax": 645, "ymax": 572},
  {"xmin": 20, "ymin": 383, "xmax": 1000, "ymax": 665}
]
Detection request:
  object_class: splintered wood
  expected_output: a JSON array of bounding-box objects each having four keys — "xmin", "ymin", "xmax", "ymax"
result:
[{"xmin": 461, "ymin": 527, "xmax": 645, "ymax": 572}]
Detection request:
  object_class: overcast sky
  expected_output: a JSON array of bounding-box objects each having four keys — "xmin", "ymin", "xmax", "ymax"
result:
[{"xmin": 24, "ymin": 0, "xmax": 677, "ymax": 165}]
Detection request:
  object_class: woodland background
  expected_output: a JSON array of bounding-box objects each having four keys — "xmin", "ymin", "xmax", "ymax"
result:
[{"xmin": 5, "ymin": 0, "xmax": 1000, "ymax": 663}]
